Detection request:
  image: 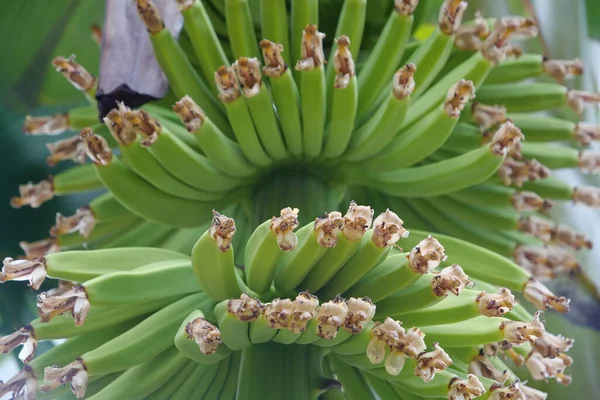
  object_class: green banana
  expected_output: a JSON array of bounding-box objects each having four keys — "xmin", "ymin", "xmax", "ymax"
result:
[
  {"xmin": 226, "ymin": 0, "xmax": 260, "ymax": 59},
  {"xmin": 214, "ymin": 294, "xmax": 262, "ymax": 351},
  {"xmin": 175, "ymin": 309, "xmax": 232, "ymax": 364}
]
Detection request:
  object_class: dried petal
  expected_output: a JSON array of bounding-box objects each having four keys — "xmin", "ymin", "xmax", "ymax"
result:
[
  {"xmin": 20, "ymin": 238, "xmax": 60, "ymax": 258},
  {"xmin": 574, "ymin": 122, "xmax": 600, "ymax": 145},
  {"xmin": 270, "ymin": 207, "xmax": 300, "ymax": 251},
  {"xmin": 333, "ymin": 35, "xmax": 355, "ymax": 89},
  {"xmin": 11, "ymin": 179, "xmax": 54, "ymax": 209},
  {"xmin": 566, "ymin": 89, "xmax": 600, "ymax": 115},
  {"xmin": 455, "ymin": 11, "xmax": 490, "ymax": 51},
  {"xmin": 448, "ymin": 374, "xmax": 486, "ymax": 400},
  {"xmin": 185, "ymin": 317, "xmax": 222, "ymax": 355},
  {"xmin": 209, "ymin": 210, "xmax": 236, "ymax": 252},
  {"xmin": 46, "ymin": 135, "xmax": 87, "ymax": 166},
  {"xmin": 103, "ymin": 102, "xmax": 136, "ymax": 145},
  {"xmin": 1, "ymin": 257, "xmax": 47, "ymax": 290},
  {"xmin": 578, "ymin": 150, "xmax": 600, "ymax": 174},
  {"xmin": 550, "ymin": 224, "xmax": 591, "ymax": 250},
  {"xmin": 525, "ymin": 351, "xmax": 572, "ymax": 385},
  {"xmin": 215, "ymin": 65, "xmax": 241, "ymax": 103},
  {"xmin": 444, "ymin": 79, "xmax": 476, "ymax": 118},
  {"xmin": 0, "ymin": 365, "xmax": 37, "ymax": 400},
  {"xmin": 476, "ymin": 288, "xmax": 516, "ymax": 317},
  {"xmin": 518, "ymin": 216, "xmax": 553, "ymax": 242},
  {"xmin": 543, "ymin": 58, "xmax": 584, "ymax": 82},
  {"xmin": 408, "ymin": 235, "xmax": 447, "ymax": 274},
  {"xmin": 123, "ymin": 109, "xmax": 162, "ymax": 147},
  {"xmin": 573, "ymin": 185, "xmax": 600, "ymax": 208},
  {"xmin": 395, "ymin": 0, "xmax": 419, "ymax": 15},
  {"xmin": 482, "ymin": 17, "xmax": 538, "ymax": 64},
  {"xmin": 415, "ymin": 343, "xmax": 452, "ymax": 382},
  {"xmin": 511, "ymin": 192, "xmax": 552, "ymax": 212},
  {"xmin": 135, "ymin": 0, "xmax": 164, "ymax": 34},
  {"xmin": 315, "ymin": 295, "xmax": 348, "ymax": 340},
  {"xmin": 295, "ymin": 24, "xmax": 326, "ymax": 71},
  {"xmin": 390, "ymin": 326, "xmax": 426, "ymax": 359},
  {"xmin": 472, "ymin": 103, "xmax": 507, "ymax": 131},
  {"xmin": 37, "ymin": 286, "xmax": 90, "ymax": 326},
  {"xmin": 532, "ymin": 332, "xmax": 574, "ymax": 358},
  {"xmin": 372, "ymin": 209, "xmax": 408, "ymax": 248},
  {"xmin": 438, "ymin": 0, "xmax": 468, "ymax": 35},
  {"xmin": 0, "ymin": 326, "xmax": 36, "ymax": 363},
  {"xmin": 392, "ymin": 63, "xmax": 416, "ymax": 99},
  {"xmin": 23, "ymin": 114, "xmax": 68, "ymax": 136},
  {"xmin": 344, "ymin": 297, "xmax": 376, "ymax": 334},
  {"xmin": 499, "ymin": 158, "xmax": 551, "ymax": 187},
  {"xmin": 41, "ymin": 359, "xmax": 88, "ymax": 398},
  {"xmin": 80, "ymin": 128, "xmax": 113, "ymax": 165},
  {"xmin": 51, "ymin": 207, "xmax": 96, "ymax": 238},
  {"xmin": 260, "ymin": 40, "xmax": 287, "ymax": 78},
  {"xmin": 431, "ymin": 264, "xmax": 473, "ymax": 296},
  {"xmin": 469, "ymin": 354, "xmax": 510, "ymax": 384},
  {"xmin": 289, "ymin": 292, "xmax": 319, "ymax": 333},
  {"xmin": 368, "ymin": 318, "xmax": 404, "ymax": 364},
  {"xmin": 523, "ymin": 278, "xmax": 570, "ymax": 313},
  {"xmin": 488, "ymin": 381, "xmax": 525, "ymax": 400},
  {"xmin": 520, "ymin": 383, "xmax": 548, "ymax": 400},
  {"xmin": 173, "ymin": 95, "xmax": 206, "ymax": 132},
  {"xmin": 314, "ymin": 212, "xmax": 344, "ymax": 248},
  {"xmin": 342, "ymin": 201, "xmax": 374, "ymax": 241},
  {"xmin": 228, "ymin": 293, "xmax": 263, "ymax": 322},
  {"xmin": 501, "ymin": 311, "xmax": 545, "ymax": 345}
]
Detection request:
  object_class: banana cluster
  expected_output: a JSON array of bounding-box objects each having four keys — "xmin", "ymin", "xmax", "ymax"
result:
[{"xmin": 2, "ymin": 0, "xmax": 597, "ymax": 398}]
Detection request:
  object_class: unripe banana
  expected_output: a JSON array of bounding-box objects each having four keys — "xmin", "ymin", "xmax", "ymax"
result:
[
  {"xmin": 245, "ymin": 207, "xmax": 300, "ymax": 294},
  {"xmin": 175, "ymin": 309, "xmax": 231, "ymax": 364},
  {"xmin": 485, "ymin": 54, "xmax": 583, "ymax": 84},
  {"xmin": 214, "ymin": 294, "xmax": 263, "ymax": 350}
]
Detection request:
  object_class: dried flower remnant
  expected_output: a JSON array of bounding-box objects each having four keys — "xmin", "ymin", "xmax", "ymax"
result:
[
  {"xmin": 490, "ymin": 121, "xmax": 524, "ymax": 156},
  {"xmin": 578, "ymin": 150, "xmax": 600, "ymax": 174},
  {"xmin": 51, "ymin": 207, "xmax": 96, "ymax": 238},
  {"xmin": 385, "ymin": 327, "xmax": 426, "ymax": 375},
  {"xmin": 488, "ymin": 381, "xmax": 525, "ymax": 400},
  {"xmin": 314, "ymin": 212, "xmax": 344, "ymax": 248},
  {"xmin": 228, "ymin": 293, "xmax": 263, "ymax": 322},
  {"xmin": 0, "ymin": 365, "xmax": 37, "ymax": 400},
  {"xmin": 500, "ymin": 311, "xmax": 545, "ymax": 345},
  {"xmin": 448, "ymin": 374, "xmax": 486, "ymax": 400},
  {"xmin": 523, "ymin": 278, "xmax": 571, "ymax": 313},
  {"xmin": 572, "ymin": 185, "xmax": 600, "ymax": 208},
  {"xmin": 185, "ymin": 317, "xmax": 222, "ymax": 355},
  {"xmin": 414, "ymin": 343, "xmax": 452, "ymax": 382},
  {"xmin": 52, "ymin": 55, "xmax": 96, "ymax": 92},
  {"xmin": 476, "ymin": 288, "xmax": 516, "ymax": 317},
  {"xmin": 520, "ymin": 383, "xmax": 548, "ymax": 400},
  {"xmin": 289, "ymin": 292, "xmax": 319, "ymax": 333},
  {"xmin": 333, "ymin": 35, "xmax": 355, "ymax": 89},
  {"xmin": 392, "ymin": 63, "xmax": 416, "ymax": 99},
  {"xmin": 482, "ymin": 17, "xmax": 538, "ymax": 64},
  {"xmin": 173, "ymin": 95, "xmax": 206, "ymax": 132},
  {"xmin": 566, "ymin": 89, "xmax": 600, "ymax": 115},
  {"xmin": 408, "ymin": 235, "xmax": 447, "ymax": 274},
  {"xmin": 270, "ymin": 207, "xmax": 300, "ymax": 251},
  {"xmin": 260, "ymin": 40, "xmax": 287, "ymax": 78},
  {"xmin": 1, "ymin": 258, "xmax": 46, "ymax": 290},
  {"xmin": 41, "ymin": 359, "xmax": 88, "ymax": 398},
  {"xmin": 371, "ymin": 209, "xmax": 409, "ymax": 248},
  {"xmin": 550, "ymin": 224, "xmax": 592, "ymax": 250},
  {"xmin": 367, "ymin": 318, "xmax": 404, "ymax": 364},
  {"xmin": 444, "ymin": 79, "xmax": 476, "ymax": 118},
  {"xmin": 455, "ymin": 11, "xmax": 490, "ymax": 51},
  {"xmin": 295, "ymin": 24, "xmax": 326, "ymax": 71},
  {"xmin": 264, "ymin": 298, "xmax": 294, "ymax": 329},
  {"xmin": 342, "ymin": 201, "xmax": 374, "ymax": 241},
  {"xmin": 472, "ymin": 103, "xmax": 508, "ymax": 131},
  {"xmin": 10, "ymin": 179, "xmax": 54, "ymax": 209},
  {"xmin": 208, "ymin": 210, "xmax": 236, "ymax": 252},
  {"xmin": 46, "ymin": 135, "xmax": 87, "ymax": 166},
  {"xmin": 499, "ymin": 158, "xmax": 551, "ymax": 187},
  {"xmin": 135, "ymin": 0, "xmax": 164, "ymax": 34},
  {"xmin": 518, "ymin": 216, "xmax": 553, "ymax": 242},
  {"xmin": 525, "ymin": 351, "xmax": 572, "ymax": 385},
  {"xmin": 23, "ymin": 114, "xmax": 68, "ymax": 136},
  {"xmin": 344, "ymin": 297, "xmax": 376, "ymax": 334},
  {"xmin": 532, "ymin": 332, "xmax": 574, "ymax": 358},
  {"xmin": 233, "ymin": 57, "xmax": 263, "ymax": 97},
  {"xmin": 80, "ymin": 128, "xmax": 113, "ymax": 166},
  {"xmin": 469, "ymin": 353, "xmax": 510, "ymax": 384},
  {"xmin": 431, "ymin": 264, "xmax": 473, "ymax": 296},
  {"xmin": 124, "ymin": 109, "xmax": 162, "ymax": 147},
  {"xmin": 438, "ymin": 0, "xmax": 468, "ymax": 35},
  {"xmin": 37, "ymin": 285, "xmax": 90, "ymax": 326},
  {"xmin": 574, "ymin": 122, "xmax": 600, "ymax": 145},
  {"xmin": 0, "ymin": 326, "xmax": 36, "ymax": 363},
  {"xmin": 315, "ymin": 296, "xmax": 348, "ymax": 340},
  {"xmin": 542, "ymin": 58, "xmax": 584, "ymax": 83},
  {"xmin": 20, "ymin": 237, "xmax": 60, "ymax": 258},
  {"xmin": 215, "ymin": 65, "xmax": 241, "ymax": 103},
  {"xmin": 511, "ymin": 192, "xmax": 552, "ymax": 212}
]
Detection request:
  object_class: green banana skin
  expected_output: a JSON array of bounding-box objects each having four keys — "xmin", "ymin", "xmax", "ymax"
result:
[
  {"xmin": 484, "ymin": 53, "xmax": 544, "ymax": 84},
  {"xmin": 430, "ymin": 195, "xmax": 520, "ymax": 231},
  {"xmin": 100, "ymin": 221, "xmax": 173, "ymax": 249},
  {"xmin": 226, "ymin": 0, "xmax": 260, "ymax": 59},
  {"xmin": 202, "ymin": 353, "xmax": 234, "ymax": 399},
  {"xmin": 374, "ymin": 274, "xmax": 444, "ymax": 318},
  {"xmin": 87, "ymin": 347, "xmax": 188, "ymax": 400},
  {"xmin": 329, "ymin": 356, "xmax": 376, "ymax": 400},
  {"xmin": 508, "ymin": 113, "xmax": 576, "ymax": 142},
  {"xmin": 249, "ymin": 313, "xmax": 278, "ymax": 344},
  {"xmin": 300, "ymin": 230, "xmax": 363, "ymax": 293},
  {"xmin": 300, "ymin": 65, "xmax": 327, "ymax": 159},
  {"xmin": 217, "ymin": 351, "xmax": 242, "ymax": 399},
  {"xmin": 290, "ymin": 0, "xmax": 318, "ymax": 75},
  {"xmin": 31, "ymin": 296, "xmax": 182, "ymax": 341},
  {"xmin": 476, "ymin": 83, "xmax": 567, "ymax": 113},
  {"xmin": 52, "ymin": 163, "xmax": 104, "ymax": 195},
  {"xmin": 322, "ymin": 75, "xmax": 359, "ymax": 159},
  {"xmin": 93, "ymin": 156, "xmax": 220, "ymax": 228},
  {"xmin": 396, "ymin": 290, "xmax": 481, "ymax": 327},
  {"xmin": 245, "ymin": 219, "xmax": 286, "ymax": 294},
  {"xmin": 419, "ymin": 316, "xmax": 508, "ymax": 347},
  {"xmin": 214, "ymin": 300, "xmax": 253, "ymax": 351},
  {"xmin": 518, "ymin": 176, "xmax": 574, "ymax": 201},
  {"xmin": 82, "ymin": 259, "xmax": 201, "ymax": 306},
  {"xmin": 520, "ymin": 142, "xmax": 579, "ymax": 170},
  {"xmin": 87, "ymin": 192, "xmax": 131, "ymax": 221},
  {"xmin": 144, "ymin": 360, "xmax": 197, "ymax": 400},
  {"xmin": 82, "ymin": 293, "xmax": 212, "ymax": 376},
  {"xmin": 175, "ymin": 309, "xmax": 232, "ymax": 364},
  {"xmin": 43, "ymin": 247, "xmax": 189, "ymax": 283},
  {"xmin": 268, "ymin": 68, "xmax": 304, "ymax": 158},
  {"xmin": 170, "ymin": 363, "xmax": 216, "ymax": 400},
  {"xmin": 408, "ymin": 29, "xmax": 455, "ymax": 98},
  {"xmin": 261, "ymin": 0, "xmax": 292, "ymax": 67},
  {"xmin": 319, "ymin": 230, "xmax": 390, "ymax": 299}
]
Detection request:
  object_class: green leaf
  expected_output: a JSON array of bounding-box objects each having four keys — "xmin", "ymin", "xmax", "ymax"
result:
[
  {"xmin": 0, "ymin": 0, "xmax": 105, "ymax": 111},
  {"xmin": 586, "ymin": 0, "xmax": 600, "ymax": 41}
]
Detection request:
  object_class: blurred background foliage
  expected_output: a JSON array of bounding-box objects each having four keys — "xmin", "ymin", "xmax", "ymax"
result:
[{"xmin": 0, "ymin": 0, "xmax": 599, "ymax": 397}]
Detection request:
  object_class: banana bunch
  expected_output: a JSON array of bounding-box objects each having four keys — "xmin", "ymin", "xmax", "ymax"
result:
[{"xmin": 2, "ymin": 0, "xmax": 598, "ymax": 398}]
